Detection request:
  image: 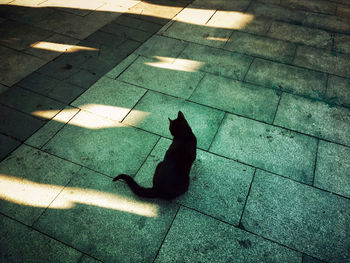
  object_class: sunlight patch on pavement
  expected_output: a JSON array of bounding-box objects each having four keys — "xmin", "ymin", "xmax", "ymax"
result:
[
  {"xmin": 0, "ymin": 174, "xmax": 159, "ymax": 217},
  {"xmin": 29, "ymin": 41, "xmax": 99, "ymax": 53},
  {"xmin": 145, "ymin": 56, "xmax": 204, "ymax": 72},
  {"xmin": 206, "ymin": 11, "xmax": 255, "ymax": 29},
  {"xmin": 32, "ymin": 105, "xmax": 149, "ymax": 129}
]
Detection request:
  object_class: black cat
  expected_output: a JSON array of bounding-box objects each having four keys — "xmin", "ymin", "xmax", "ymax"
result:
[{"xmin": 113, "ymin": 111, "xmax": 197, "ymax": 200}]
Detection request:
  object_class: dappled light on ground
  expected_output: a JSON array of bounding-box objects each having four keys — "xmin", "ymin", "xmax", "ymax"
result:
[
  {"xmin": 4, "ymin": 0, "xmax": 138, "ymax": 12},
  {"xmin": 32, "ymin": 104, "xmax": 150, "ymax": 129},
  {"xmin": 206, "ymin": 11, "xmax": 254, "ymax": 29},
  {"xmin": 205, "ymin": 36, "xmax": 229, "ymax": 42},
  {"xmin": 0, "ymin": 174, "xmax": 159, "ymax": 217},
  {"xmin": 3, "ymin": 0, "xmax": 255, "ymax": 30},
  {"xmin": 145, "ymin": 56, "xmax": 204, "ymax": 72},
  {"xmin": 29, "ymin": 41, "xmax": 99, "ymax": 53}
]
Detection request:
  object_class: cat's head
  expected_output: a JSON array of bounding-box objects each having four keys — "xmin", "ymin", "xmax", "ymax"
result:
[{"xmin": 168, "ymin": 111, "xmax": 192, "ymax": 137}]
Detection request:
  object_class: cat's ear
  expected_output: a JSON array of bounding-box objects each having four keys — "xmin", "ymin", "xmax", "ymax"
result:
[
  {"xmin": 168, "ymin": 117, "xmax": 173, "ymax": 123},
  {"xmin": 178, "ymin": 111, "xmax": 185, "ymax": 119}
]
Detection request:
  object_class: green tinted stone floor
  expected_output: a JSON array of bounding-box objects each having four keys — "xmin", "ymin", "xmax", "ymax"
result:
[{"xmin": 1, "ymin": 0, "xmax": 350, "ymax": 262}]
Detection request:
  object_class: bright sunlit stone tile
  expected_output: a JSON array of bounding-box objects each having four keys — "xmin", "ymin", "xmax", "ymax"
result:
[
  {"xmin": 0, "ymin": 174, "xmax": 158, "ymax": 217},
  {"xmin": 145, "ymin": 56, "xmax": 204, "ymax": 72},
  {"xmin": 29, "ymin": 41, "xmax": 99, "ymax": 53},
  {"xmin": 207, "ymin": 11, "xmax": 254, "ymax": 29}
]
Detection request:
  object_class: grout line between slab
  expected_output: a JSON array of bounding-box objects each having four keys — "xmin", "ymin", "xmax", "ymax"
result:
[
  {"xmin": 186, "ymin": 71, "xmax": 206, "ymax": 99},
  {"xmin": 0, "ymin": 101, "xmax": 49, "ymax": 122},
  {"xmin": 272, "ymin": 91, "xmax": 283, "ymax": 124},
  {"xmin": 324, "ymin": 73, "xmax": 330, "ymax": 98},
  {"xmin": 238, "ymin": 168, "xmax": 257, "ymax": 229},
  {"xmin": 242, "ymin": 57, "xmax": 255, "ymax": 82},
  {"xmin": 30, "ymin": 166, "xmax": 84, "ymax": 228},
  {"xmin": 312, "ymin": 139, "xmax": 320, "ymax": 186},
  {"xmin": 0, "ymin": 136, "xmax": 23, "ymax": 162},
  {"xmin": 175, "ymin": 203, "xmax": 327, "ymax": 263},
  {"xmin": 39, "ymin": 108, "xmax": 81, "ymax": 150},
  {"xmin": 114, "ymin": 54, "xmax": 140, "ymax": 80},
  {"xmin": 162, "ymin": 29, "xmax": 350, "ymax": 73},
  {"xmin": 25, "ymin": 128, "xmax": 350, "ymax": 202},
  {"xmin": 132, "ymin": 136, "xmax": 162, "ymax": 179},
  {"xmin": 113, "ymin": 80, "xmax": 350, "ymax": 149},
  {"xmin": 207, "ymin": 112, "xmax": 226, "ymax": 151},
  {"xmin": 0, "ymin": 210, "xmax": 102, "ymax": 262},
  {"xmin": 152, "ymin": 205, "xmax": 181, "ymax": 263},
  {"xmin": 120, "ymin": 88, "xmax": 149, "ymax": 123}
]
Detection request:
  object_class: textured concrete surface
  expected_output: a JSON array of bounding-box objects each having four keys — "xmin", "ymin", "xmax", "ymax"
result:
[{"xmin": 1, "ymin": 0, "xmax": 350, "ymax": 262}]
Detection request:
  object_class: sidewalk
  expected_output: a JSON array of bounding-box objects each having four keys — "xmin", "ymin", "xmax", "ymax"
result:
[{"xmin": 0, "ymin": 0, "xmax": 350, "ymax": 262}]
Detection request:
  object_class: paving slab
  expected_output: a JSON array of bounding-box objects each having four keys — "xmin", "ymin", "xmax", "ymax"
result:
[
  {"xmin": 326, "ymin": 75, "xmax": 350, "ymax": 108},
  {"xmin": 106, "ymin": 53, "xmax": 139, "ymax": 79},
  {"xmin": 99, "ymin": 23, "xmax": 152, "ymax": 43},
  {"xmin": 97, "ymin": 39, "xmax": 141, "ymax": 64},
  {"xmin": 245, "ymin": 58, "xmax": 327, "ymax": 99},
  {"xmin": 242, "ymin": 169, "xmax": 350, "ymax": 263},
  {"xmin": 113, "ymin": 14, "xmax": 163, "ymax": 34},
  {"xmin": 0, "ymin": 20, "xmax": 53, "ymax": 51},
  {"xmin": 0, "ymin": 214, "xmax": 82, "ymax": 263},
  {"xmin": 303, "ymin": 13, "xmax": 350, "ymax": 34},
  {"xmin": 174, "ymin": 5, "xmax": 215, "ymax": 25},
  {"xmin": 0, "ymin": 45, "xmax": 46, "ymax": 86},
  {"xmin": 126, "ymin": 0, "xmax": 183, "ymax": 23},
  {"xmin": 247, "ymin": 2, "xmax": 306, "ymax": 24},
  {"xmin": 42, "ymin": 110, "xmax": 159, "ymax": 176},
  {"xmin": 38, "ymin": 59, "xmax": 82, "ymax": 81},
  {"xmin": 191, "ymin": 0, "xmax": 251, "ymax": 11},
  {"xmin": 66, "ymin": 69, "xmax": 101, "ymax": 90},
  {"xmin": 25, "ymin": 106, "xmax": 79, "ymax": 149},
  {"xmin": 210, "ymin": 113, "xmax": 317, "ymax": 184},
  {"xmin": 315, "ymin": 140, "xmax": 350, "ymax": 198},
  {"xmin": 34, "ymin": 167, "xmax": 179, "ymax": 263},
  {"xmin": 334, "ymin": 33, "xmax": 350, "ymax": 54},
  {"xmin": 0, "ymin": 84, "xmax": 8, "ymax": 95},
  {"xmin": 24, "ymin": 33, "xmax": 80, "ymax": 61},
  {"xmin": 47, "ymin": 39, "xmax": 100, "ymax": 68},
  {"xmin": 155, "ymin": 206, "xmax": 301, "ymax": 263},
  {"xmin": 134, "ymin": 35, "xmax": 188, "ymax": 60},
  {"xmin": 17, "ymin": 72, "xmax": 85, "ymax": 104},
  {"xmin": 163, "ymin": 21, "xmax": 232, "ymax": 48},
  {"xmin": 337, "ymin": 4, "xmax": 350, "ymax": 19},
  {"xmin": 267, "ymin": 21, "xmax": 333, "ymax": 49},
  {"xmin": 85, "ymin": 30, "xmax": 126, "ymax": 48},
  {"xmin": 294, "ymin": 45, "xmax": 350, "ymax": 78},
  {"xmin": 118, "ymin": 55, "xmax": 205, "ymax": 99},
  {"xmin": 0, "ymin": 104, "xmax": 46, "ymax": 141},
  {"xmin": 177, "ymin": 42, "xmax": 253, "ymax": 80},
  {"xmin": 189, "ymin": 73, "xmax": 280, "ymax": 123},
  {"xmin": 274, "ymin": 93, "xmax": 350, "ymax": 146},
  {"xmin": 0, "ymin": 4, "xmax": 56, "ymax": 26},
  {"xmin": 80, "ymin": 40, "xmax": 141, "ymax": 77},
  {"xmin": 0, "ymin": 144, "xmax": 81, "ymax": 225},
  {"xmin": 279, "ymin": 0, "xmax": 337, "ymax": 15},
  {"xmin": 0, "ymin": 133, "xmax": 20, "ymax": 161},
  {"xmin": 303, "ymin": 255, "xmax": 325, "ymax": 263},
  {"xmin": 207, "ymin": 11, "xmax": 271, "ymax": 35},
  {"xmin": 0, "ymin": 86, "xmax": 66, "ymax": 120},
  {"xmin": 36, "ymin": 9, "xmax": 118, "ymax": 40},
  {"xmin": 123, "ymin": 91, "xmax": 224, "ymax": 150},
  {"xmin": 136, "ymin": 138, "xmax": 255, "ymax": 225},
  {"xmin": 79, "ymin": 255, "xmax": 103, "ymax": 263},
  {"xmin": 38, "ymin": 0, "xmax": 103, "ymax": 16},
  {"xmin": 225, "ymin": 31, "xmax": 296, "ymax": 63},
  {"xmin": 71, "ymin": 77, "xmax": 146, "ymax": 122}
]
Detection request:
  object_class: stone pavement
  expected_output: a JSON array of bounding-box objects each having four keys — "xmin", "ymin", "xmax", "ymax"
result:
[{"xmin": 0, "ymin": 0, "xmax": 350, "ymax": 262}]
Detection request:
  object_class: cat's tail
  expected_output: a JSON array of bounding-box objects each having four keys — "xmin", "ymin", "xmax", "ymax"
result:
[{"xmin": 113, "ymin": 174, "xmax": 159, "ymax": 198}]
